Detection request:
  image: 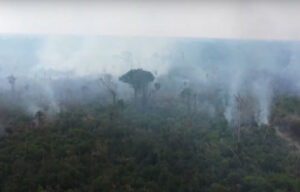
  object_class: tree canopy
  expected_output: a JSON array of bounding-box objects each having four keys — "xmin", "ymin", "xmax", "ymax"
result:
[{"xmin": 119, "ymin": 69, "xmax": 154, "ymax": 93}]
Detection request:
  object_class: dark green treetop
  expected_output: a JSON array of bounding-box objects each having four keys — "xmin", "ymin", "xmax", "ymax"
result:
[{"xmin": 119, "ymin": 69, "xmax": 154, "ymax": 92}]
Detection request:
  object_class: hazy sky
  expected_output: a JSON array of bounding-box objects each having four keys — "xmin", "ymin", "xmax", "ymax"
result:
[{"xmin": 0, "ymin": 1, "xmax": 300, "ymax": 40}]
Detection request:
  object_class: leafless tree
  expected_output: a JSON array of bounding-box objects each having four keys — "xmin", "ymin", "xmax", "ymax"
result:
[{"xmin": 98, "ymin": 74, "xmax": 117, "ymax": 104}]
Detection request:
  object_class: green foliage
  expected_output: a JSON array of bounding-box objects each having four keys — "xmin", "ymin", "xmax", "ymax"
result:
[
  {"xmin": 271, "ymin": 95, "xmax": 300, "ymax": 137},
  {"xmin": 0, "ymin": 97, "xmax": 298, "ymax": 192}
]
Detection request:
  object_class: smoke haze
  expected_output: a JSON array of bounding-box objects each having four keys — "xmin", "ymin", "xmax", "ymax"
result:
[
  {"xmin": 1, "ymin": 1, "xmax": 300, "ymax": 125},
  {"xmin": 0, "ymin": 35, "xmax": 300, "ymax": 125}
]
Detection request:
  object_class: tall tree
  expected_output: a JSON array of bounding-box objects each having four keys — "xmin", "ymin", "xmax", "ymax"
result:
[{"xmin": 119, "ymin": 69, "xmax": 154, "ymax": 104}]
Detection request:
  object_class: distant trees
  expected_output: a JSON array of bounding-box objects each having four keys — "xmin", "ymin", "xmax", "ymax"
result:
[
  {"xmin": 152, "ymin": 82, "xmax": 162, "ymax": 100},
  {"xmin": 119, "ymin": 69, "xmax": 154, "ymax": 105},
  {"xmin": 270, "ymin": 95, "xmax": 300, "ymax": 137},
  {"xmin": 232, "ymin": 94, "xmax": 260, "ymax": 143},
  {"xmin": 34, "ymin": 110, "xmax": 47, "ymax": 127},
  {"xmin": 7, "ymin": 75, "xmax": 16, "ymax": 93},
  {"xmin": 288, "ymin": 116, "xmax": 300, "ymax": 137},
  {"xmin": 234, "ymin": 95, "xmax": 243, "ymax": 144},
  {"xmin": 180, "ymin": 87, "xmax": 194, "ymax": 113},
  {"xmin": 154, "ymin": 82, "xmax": 161, "ymax": 91}
]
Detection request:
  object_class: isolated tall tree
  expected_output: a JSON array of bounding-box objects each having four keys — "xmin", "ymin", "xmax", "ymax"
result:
[
  {"xmin": 119, "ymin": 69, "xmax": 154, "ymax": 104},
  {"xmin": 7, "ymin": 75, "xmax": 16, "ymax": 92}
]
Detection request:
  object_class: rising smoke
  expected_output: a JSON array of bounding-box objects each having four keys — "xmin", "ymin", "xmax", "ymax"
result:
[{"xmin": 0, "ymin": 35, "xmax": 300, "ymax": 125}]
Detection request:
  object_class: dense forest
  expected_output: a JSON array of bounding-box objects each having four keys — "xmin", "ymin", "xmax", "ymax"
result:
[
  {"xmin": 0, "ymin": 37, "xmax": 300, "ymax": 191},
  {"xmin": 0, "ymin": 68, "xmax": 299, "ymax": 192}
]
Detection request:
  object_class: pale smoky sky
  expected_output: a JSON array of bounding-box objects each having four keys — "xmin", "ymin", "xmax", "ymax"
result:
[{"xmin": 0, "ymin": 0, "xmax": 300, "ymax": 40}]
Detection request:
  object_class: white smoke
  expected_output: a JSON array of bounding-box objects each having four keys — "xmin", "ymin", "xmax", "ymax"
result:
[{"xmin": 36, "ymin": 36, "xmax": 175, "ymax": 77}]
